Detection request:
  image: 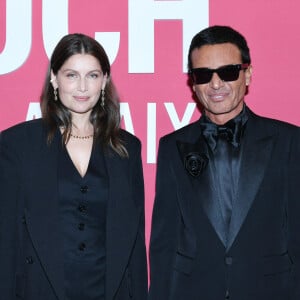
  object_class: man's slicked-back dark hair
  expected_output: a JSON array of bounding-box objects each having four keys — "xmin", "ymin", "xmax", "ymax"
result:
[{"xmin": 188, "ymin": 25, "xmax": 251, "ymax": 71}]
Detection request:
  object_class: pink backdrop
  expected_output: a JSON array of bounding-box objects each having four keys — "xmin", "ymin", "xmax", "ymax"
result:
[{"xmin": 1, "ymin": 0, "xmax": 300, "ymax": 248}]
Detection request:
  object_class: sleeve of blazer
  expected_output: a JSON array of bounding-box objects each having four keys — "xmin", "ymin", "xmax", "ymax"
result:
[
  {"xmin": 148, "ymin": 137, "xmax": 181, "ymax": 300},
  {"xmin": 0, "ymin": 130, "xmax": 23, "ymax": 299},
  {"xmin": 288, "ymin": 127, "xmax": 300, "ymax": 299}
]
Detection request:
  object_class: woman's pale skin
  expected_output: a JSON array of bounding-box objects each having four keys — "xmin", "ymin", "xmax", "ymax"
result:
[{"xmin": 50, "ymin": 53, "xmax": 107, "ymax": 177}]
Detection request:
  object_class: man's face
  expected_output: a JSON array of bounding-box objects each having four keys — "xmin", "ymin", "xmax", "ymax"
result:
[{"xmin": 190, "ymin": 43, "xmax": 252, "ymax": 124}]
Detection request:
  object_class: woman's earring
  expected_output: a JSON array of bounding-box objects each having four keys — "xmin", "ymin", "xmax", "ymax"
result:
[
  {"xmin": 54, "ymin": 89, "xmax": 58, "ymax": 101},
  {"xmin": 101, "ymin": 89, "xmax": 105, "ymax": 108}
]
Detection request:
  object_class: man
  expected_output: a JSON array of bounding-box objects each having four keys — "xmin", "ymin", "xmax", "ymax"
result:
[{"xmin": 148, "ymin": 25, "xmax": 300, "ymax": 300}]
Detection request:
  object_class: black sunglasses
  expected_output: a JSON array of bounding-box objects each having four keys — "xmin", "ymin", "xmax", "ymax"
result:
[{"xmin": 189, "ymin": 64, "xmax": 249, "ymax": 84}]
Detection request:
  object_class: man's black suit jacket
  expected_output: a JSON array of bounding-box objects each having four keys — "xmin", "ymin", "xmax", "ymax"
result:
[
  {"xmin": 149, "ymin": 107, "xmax": 300, "ymax": 300},
  {"xmin": 0, "ymin": 119, "xmax": 148, "ymax": 300}
]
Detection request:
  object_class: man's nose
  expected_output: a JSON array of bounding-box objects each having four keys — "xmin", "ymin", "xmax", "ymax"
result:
[{"xmin": 209, "ymin": 72, "xmax": 224, "ymax": 89}]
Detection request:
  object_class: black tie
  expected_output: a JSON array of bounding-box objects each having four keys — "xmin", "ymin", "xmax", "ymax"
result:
[
  {"xmin": 200, "ymin": 113, "xmax": 247, "ymax": 152},
  {"xmin": 214, "ymin": 136, "xmax": 233, "ymax": 242}
]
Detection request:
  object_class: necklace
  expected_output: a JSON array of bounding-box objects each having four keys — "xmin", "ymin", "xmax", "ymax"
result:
[{"xmin": 69, "ymin": 133, "xmax": 94, "ymax": 140}]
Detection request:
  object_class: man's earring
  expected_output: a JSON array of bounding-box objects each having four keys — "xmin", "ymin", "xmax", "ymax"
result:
[
  {"xmin": 54, "ymin": 89, "xmax": 58, "ymax": 101},
  {"xmin": 101, "ymin": 89, "xmax": 105, "ymax": 108}
]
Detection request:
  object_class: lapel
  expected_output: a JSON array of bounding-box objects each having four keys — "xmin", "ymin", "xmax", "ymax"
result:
[
  {"xmin": 24, "ymin": 129, "xmax": 64, "ymax": 300},
  {"xmin": 176, "ymin": 132, "xmax": 228, "ymax": 247},
  {"xmin": 104, "ymin": 148, "xmax": 139, "ymax": 300},
  {"xmin": 175, "ymin": 111, "xmax": 277, "ymax": 251},
  {"xmin": 226, "ymin": 111, "xmax": 277, "ymax": 251},
  {"xmin": 175, "ymin": 119, "xmax": 228, "ymax": 250}
]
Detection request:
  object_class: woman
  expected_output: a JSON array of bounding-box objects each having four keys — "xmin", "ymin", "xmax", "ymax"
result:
[{"xmin": 0, "ymin": 33, "xmax": 147, "ymax": 300}]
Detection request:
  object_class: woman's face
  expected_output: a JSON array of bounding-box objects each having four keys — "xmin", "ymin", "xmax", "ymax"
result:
[{"xmin": 51, "ymin": 53, "xmax": 107, "ymax": 118}]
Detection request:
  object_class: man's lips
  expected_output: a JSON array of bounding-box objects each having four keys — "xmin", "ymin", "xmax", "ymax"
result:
[{"xmin": 208, "ymin": 92, "xmax": 229, "ymax": 101}]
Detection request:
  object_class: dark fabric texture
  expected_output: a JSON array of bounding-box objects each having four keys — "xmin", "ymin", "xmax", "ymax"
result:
[
  {"xmin": 0, "ymin": 119, "xmax": 148, "ymax": 300},
  {"xmin": 149, "ymin": 106, "xmax": 300, "ymax": 300}
]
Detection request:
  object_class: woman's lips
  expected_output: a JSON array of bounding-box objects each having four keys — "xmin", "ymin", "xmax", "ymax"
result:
[{"xmin": 74, "ymin": 96, "xmax": 89, "ymax": 101}]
